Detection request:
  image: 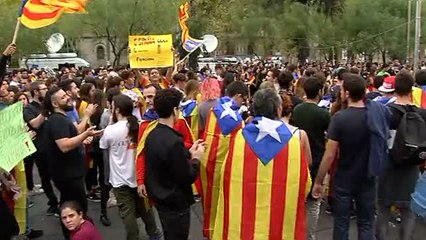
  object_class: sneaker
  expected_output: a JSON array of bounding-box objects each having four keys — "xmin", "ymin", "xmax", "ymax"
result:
[
  {"xmin": 46, "ymin": 205, "xmax": 59, "ymax": 217},
  {"xmin": 87, "ymin": 193, "xmax": 101, "ymax": 203},
  {"xmin": 100, "ymin": 214, "xmax": 111, "ymax": 226},
  {"xmin": 194, "ymin": 194, "xmax": 201, "ymax": 202},
  {"xmin": 26, "ymin": 229, "xmax": 43, "ymax": 239},
  {"xmin": 325, "ymin": 205, "xmax": 333, "ymax": 215},
  {"xmin": 28, "ymin": 188, "xmax": 44, "ymax": 196},
  {"xmin": 149, "ymin": 231, "xmax": 163, "ymax": 240},
  {"xmin": 350, "ymin": 211, "xmax": 357, "ymax": 220},
  {"xmin": 107, "ymin": 197, "xmax": 117, "ymax": 208},
  {"xmin": 395, "ymin": 215, "xmax": 402, "ymax": 223}
]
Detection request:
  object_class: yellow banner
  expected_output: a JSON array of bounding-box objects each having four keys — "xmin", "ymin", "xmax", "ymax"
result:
[{"xmin": 129, "ymin": 34, "xmax": 174, "ymax": 69}]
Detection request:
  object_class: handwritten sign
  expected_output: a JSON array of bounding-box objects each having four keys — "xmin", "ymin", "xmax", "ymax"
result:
[
  {"xmin": 0, "ymin": 102, "xmax": 36, "ymax": 172},
  {"xmin": 129, "ymin": 34, "xmax": 174, "ymax": 69}
]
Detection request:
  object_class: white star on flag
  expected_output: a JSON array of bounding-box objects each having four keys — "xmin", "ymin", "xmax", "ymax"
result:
[
  {"xmin": 220, "ymin": 101, "xmax": 238, "ymax": 121},
  {"xmin": 254, "ymin": 117, "xmax": 283, "ymax": 143}
]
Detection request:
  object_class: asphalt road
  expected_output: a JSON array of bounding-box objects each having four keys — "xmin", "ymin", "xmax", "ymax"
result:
[{"xmin": 26, "ymin": 172, "xmax": 426, "ymax": 240}]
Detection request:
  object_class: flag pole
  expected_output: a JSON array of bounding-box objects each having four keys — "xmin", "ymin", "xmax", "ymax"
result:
[
  {"xmin": 176, "ymin": 43, "xmax": 203, "ymax": 65},
  {"xmin": 12, "ymin": 18, "xmax": 21, "ymax": 44}
]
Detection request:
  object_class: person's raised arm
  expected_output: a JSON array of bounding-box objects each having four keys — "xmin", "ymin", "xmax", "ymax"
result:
[
  {"xmin": 74, "ymin": 104, "xmax": 97, "ymax": 134},
  {"xmin": 1, "ymin": 44, "xmax": 16, "ymax": 81},
  {"xmin": 28, "ymin": 114, "xmax": 45, "ymax": 129}
]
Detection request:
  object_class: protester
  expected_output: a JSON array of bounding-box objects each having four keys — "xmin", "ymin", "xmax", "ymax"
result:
[
  {"xmin": 413, "ymin": 69, "xmax": 426, "ymax": 108},
  {"xmin": 366, "ymin": 75, "xmax": 384, "ymax": 100},
  {"xmin": 266, "ymin": 68, "xmax": 281, "ymax": 91},
  {"xmin": 199, "ymin": 81, "xmax": 248, "ymax": 238},
  {"xmin": 44, "ymin": 86, "xmax": 103, "ymax": 239},
  {"xmin": 60, "ymin": 201, "xmax": 102, "ymax": 240},
  {"xmin": 23, "ymin": 81, "xmax": 59, "ymax": 216},
  {"xmin": 89, "ymin": 89, "xmax": 111, "ymax": 225},
  {"xmin": 1, "ymin": 44, "xmax": 16, "ymax": 81},
  {"xmin": 144, "ymin": 88, "xmax": 204, "ymax": 240},
  {"xmin": 181, "ymin": 79, "xmax": 201, "ymax": 139},
  {"xmin": 0, "ymin": 167, "xmax": 20, "ymax": 240},
  {"xmin": 100, "ymin": 94, "xmax": 161, "ymax": 240},
  {"xmin": 278, "ymin": 70, "xmax": 303, "ymax": 109},
  {"xmin": 198, "ymin": 77, "xmax": 221, "ymax": 135},
  {"xmin": 373, "ymin": 76, "xmax": 396, "ymax": 105},
  {"xmin": 212, "ymin": 88, "xmax": 311, "ymax": 240},
  {"xmin": 376, "ymin": 71, "xmax": 426, "ymax": 240},
  {"xmin": 120, "ymin": 70, "xmax": 144, "ymax": 120},
  {"xmin": 312, "ymin": 73, "xmax": 387, "ymax": 240},
  {"xmin": 292, "ymin": 76, "xmax": 330, "ymax": 240},
  {"xmin": 58, "ymin": 79, "xmax": 97, "ymax": 134},
  {"xmin": 172, "ymin": 73, "xmax": 187, "ymax": 95},
  {"xmin": 13, "ymin": 92, "xmax": 29, "ymax": 105}
]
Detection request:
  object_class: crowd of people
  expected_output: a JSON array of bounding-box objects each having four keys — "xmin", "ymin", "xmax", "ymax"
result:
[{"xmin": 0, "ymin": 40, "xmax": 425, "ymax": 240}]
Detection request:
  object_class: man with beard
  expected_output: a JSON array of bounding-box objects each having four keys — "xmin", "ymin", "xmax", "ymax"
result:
[
  {"xmin": 100, "ymin": 95, "xmax": 162, "ymax": 240},
  {"xmin": 24, "ymin": 81, "xmax": 59, "ymax": 216},
  {"xmin": 44, "ymin": 86, "xmax": 103, "ymax": 239},
  {"xmin": 58, "ymin": 79, "xmax": 97, "ymax": 134}
]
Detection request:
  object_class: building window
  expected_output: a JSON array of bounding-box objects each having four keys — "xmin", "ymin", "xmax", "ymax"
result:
[{"xmin": 96, "ymin": 45, "xmax": 105, "ymax": 60}]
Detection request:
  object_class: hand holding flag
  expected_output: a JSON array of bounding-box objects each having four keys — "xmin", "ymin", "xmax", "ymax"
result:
[{"xmin": 12, "ymin": 0, "xmax": 88, "ymax": 43}]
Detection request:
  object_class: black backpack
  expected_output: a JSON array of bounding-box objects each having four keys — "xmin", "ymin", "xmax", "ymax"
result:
[{"xmin": 389, "ymin": 104, "xmax": 426, "ymax": 165}]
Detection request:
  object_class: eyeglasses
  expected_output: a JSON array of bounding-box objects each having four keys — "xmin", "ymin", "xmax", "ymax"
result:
[{"xmin": 38, "ymin": 88, "xmax": 48, "ymax": 91}]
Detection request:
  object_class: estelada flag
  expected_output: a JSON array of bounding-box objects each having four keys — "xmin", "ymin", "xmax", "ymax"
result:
[
  {"xmin": 19, "ymin": 0, "xmax": 87, "ymax": 29},
  {"xmin": 181, "ymin": 99, "xmax": 200, "ymax": 140},
  {"xmin": 412, "ymin": 86, "xmax": 426, "ymax": 108},
  {"xmin": 200, "ymin": 96, "xmax": 243, "ymax": 239},
  {"xmin": 178, "ymin": 2, "xmax": 204, "ymax": 52},
  {"xmin": 2, "ymin": 160, "xmax": 27, "ymax": 234},
  {"xmin": 136, "ymin": 117, "xmax": 199, "ymax": 192},
  {"xmin": 212, "ymin": 117, "xmax": 311, "ymax": 240}
]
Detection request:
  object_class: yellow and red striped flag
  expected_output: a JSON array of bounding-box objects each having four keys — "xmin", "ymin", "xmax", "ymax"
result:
[
  {"xmin": 2, "ymin": 161, "xmax": 28, "ymax": 234},
  {"xmin": 135, "ymin": 117, "xmax": 199, "ymax": 193},
  {"xmin": 181, "ymin": 99, "xmax": 200, "ymax": 140},
  {"xmin": 199, "ymin": 97, "xmax": 243, "ymax": 239},
  {"xmin": 19, "ymin": 0, "xmax": 87, "ymax": 29},
  {"xmin": 412, "ymin": 86, "xmax": 426, "ymax": 108},
  {"xmin": 178, "ymin": 2, "xmax": 204, "ymax": 52},
  {"xmin": 212, "ymin": 117, "xmax": 311, "ymax": 240}
]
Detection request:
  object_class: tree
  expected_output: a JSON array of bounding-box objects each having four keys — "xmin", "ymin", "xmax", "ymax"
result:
[{"xmin": 72, "ymin": 0, "xmax": 179, "ymax": 66}]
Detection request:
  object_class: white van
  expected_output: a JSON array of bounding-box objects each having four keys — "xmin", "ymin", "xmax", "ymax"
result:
[{"xmin": 20, "ymin": 53, "xmax": 90, "ymax": 69}]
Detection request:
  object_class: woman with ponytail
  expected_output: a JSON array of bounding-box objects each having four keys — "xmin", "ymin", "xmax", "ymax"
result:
[{"xmin": 99, "ymin": 94, "xmax": 161, "ymax": 240}]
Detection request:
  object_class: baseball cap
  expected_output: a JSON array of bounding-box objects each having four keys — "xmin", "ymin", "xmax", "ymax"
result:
[{"xmin": 378, "ymin": 76, "xmax": 395, "ymax": 93}]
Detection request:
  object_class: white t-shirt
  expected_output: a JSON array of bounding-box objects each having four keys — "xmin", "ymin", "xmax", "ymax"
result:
[{"xmin": 99, "ymin": 120, "xmax": 137, "ymax": 188}]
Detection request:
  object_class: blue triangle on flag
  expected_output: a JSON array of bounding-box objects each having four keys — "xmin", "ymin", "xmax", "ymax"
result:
[
  {"xmin": 181, "ymin": 100, "xmax": 197, "ymax": 117},
  {"xmin": 242, "ymin": 117, "xmax": 293, "ymax": 165},
  {"xmin": 212, "ymin": 97, "xmax": 242, "ymax": 135}
]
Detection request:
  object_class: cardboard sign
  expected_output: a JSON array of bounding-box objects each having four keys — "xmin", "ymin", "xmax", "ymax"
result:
[{"xmin": 129, "ymin": 34, "xmax": 174, "ymax": 69}]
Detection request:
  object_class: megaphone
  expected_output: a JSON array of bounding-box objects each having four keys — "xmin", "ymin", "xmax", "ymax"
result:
[{"xmin": 201, "ymin": 34, "xmax": 218, "ymax": 53}]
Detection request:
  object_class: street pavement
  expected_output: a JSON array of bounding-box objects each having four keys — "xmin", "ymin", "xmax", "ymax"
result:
[{"xmin": 27, "ymin": 175, "xmax": 426, "ymax": 239}]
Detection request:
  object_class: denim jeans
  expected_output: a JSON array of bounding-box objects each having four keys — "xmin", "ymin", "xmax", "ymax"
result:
[{"xmin": 333, "ymin": 181, "xmax": 376, "ymax": 240}]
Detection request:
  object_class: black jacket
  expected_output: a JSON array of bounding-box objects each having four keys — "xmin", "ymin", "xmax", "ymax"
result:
[
  {"xmin": 0, "ymin": 54, "xmax": 10, "ymax": 81},
  {"xmin": 144, "ymin": 123, "xmax": 199, "ymax": 211}
]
